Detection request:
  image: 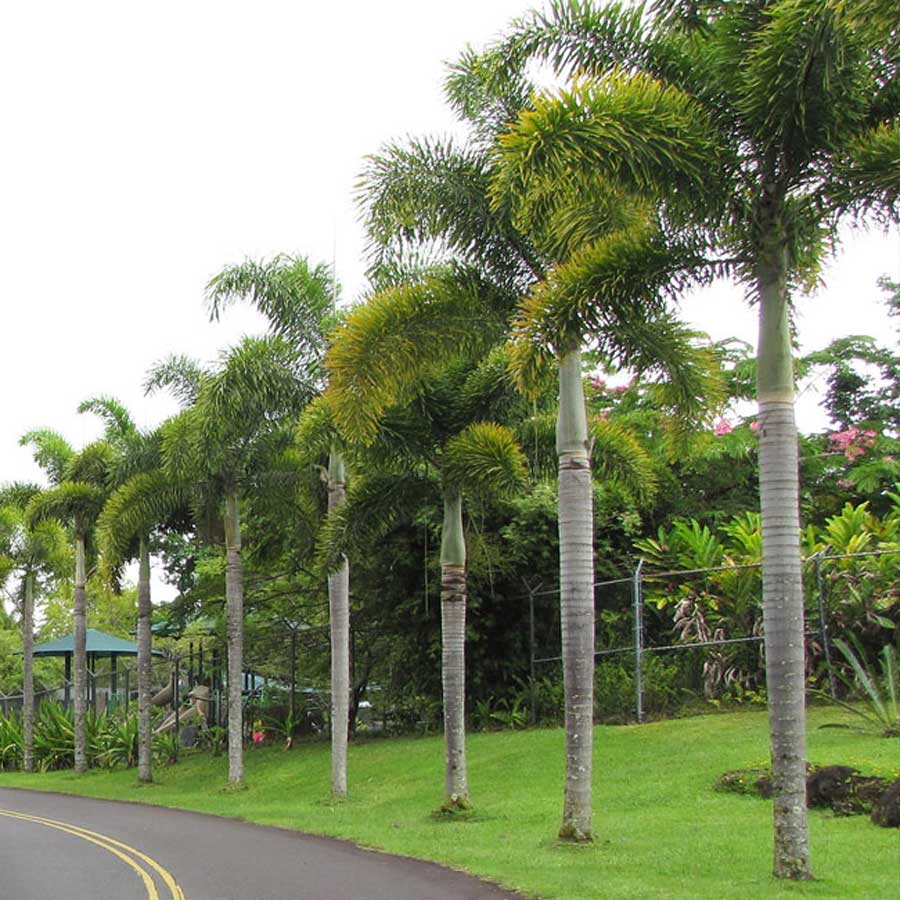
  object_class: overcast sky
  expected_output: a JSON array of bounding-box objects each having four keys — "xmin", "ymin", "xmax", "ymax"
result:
[{"xmin": 2, "ymin": 2, "xmax": 898, "ymax": 489}]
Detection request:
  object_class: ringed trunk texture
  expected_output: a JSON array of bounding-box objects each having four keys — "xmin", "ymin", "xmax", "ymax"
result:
[
  {"xmin": 757, "ymin": 235, "xmax": 812, "ymax": 880},
  {"xmin": 137, "ymin": 535, "xmax": 153, "ymax": 784},
  {"xmin": 73, "ymin": 534, "xmax": 88, "ymax": 774},
  {"xmin": 328, "ymin": 450, "xmax": 350, "ymax": 799},
  {"xmin": 224, "ymin": 487, "xmax": 244, "ymax": 787},
  {"xmin": 22, "ymin": 572, "xmax": 34, "ymax": 773},
  {"xmin": 557, "ymin": 349, "xmax": 594, "ymax": 842},
  {"xmin": 440, "ymin": 489, "xmax": 469, "ymax": 809}
]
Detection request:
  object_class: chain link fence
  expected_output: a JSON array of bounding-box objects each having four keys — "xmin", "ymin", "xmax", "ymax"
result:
[{"xmin": 523, "ymin": 548, "xmax": 900, "ymax": 723}]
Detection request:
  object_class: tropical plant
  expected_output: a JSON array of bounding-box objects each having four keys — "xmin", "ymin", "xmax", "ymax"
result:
[
  {"xmin": 471, "ymin": 0, "xmax": 899, "ymax": 875},
  {"xmin": 358, "ymin": 65, "xmax": 721, "ymax": 839},
  {"xmin": 87, "ymin": 395, "xmax": 188, "ymax": 785},
  {"xmin": 21, "ymin": 431, "xmax": 111, "ymax": 773},
  {"xmin": 326, "ymin": 313, "xmax": 529, "ymax": 810},
  {"xmin": 0, "ymin": 483, "xmax": 68, "ymax": 772},
  {"xmin": 831, "ymin": 638, "xmax": 899, "ymax": 737},
  {"xmin": 204, "ymin": 254, "xmax": 354, "ymax": 797},
  {"xmin": 148, "ymin": 335, "xmax": 314, "ymax": 786}
]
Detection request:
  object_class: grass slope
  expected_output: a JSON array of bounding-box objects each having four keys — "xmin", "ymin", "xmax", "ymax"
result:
[{"xmin": 1, "ymin": 708, "xmax": 897, "ymax": 899}]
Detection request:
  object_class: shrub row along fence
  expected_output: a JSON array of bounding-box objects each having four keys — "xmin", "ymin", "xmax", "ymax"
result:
[{"xmin": 522, "ymin": 548, "xmax": 900, "ymax": 723}]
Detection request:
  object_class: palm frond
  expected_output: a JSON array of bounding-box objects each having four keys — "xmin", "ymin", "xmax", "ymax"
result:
[
  {"xmin": 325, "ymin": 267, "xmax": 510, "ymax": 443},
  {"xmin": 98, "ymin": 472, "xmax": 187, "ymax": 566},
  {"xmin": 18, "ymin": 430, "xmax": 75, "ymax": 485},
  {"xmin": 25, "ymin": 482, "xmax": 106, "ymax": 533},
  {"xmin": 509, "ymin": 225, "xmax": 711, "ymax": 390},
  {"xmin": 316, "ymin": 471, "xmax": 436, "ymax": 574},
  {"xmin": 206, "ymin": 254, "xmax": 335, "ymax": 361},
  {"xmin": 358, "ymin": 137, "xmax": 539, "ymax": 290},
  {"xmin": 590, "ymin": 418, "xmax": 657, "ymax": 503},
  {"xmin": 144, "ymin": 354, "xmax": 206, "ymax": 407},
  {"xmin": 492, "ymin": 71, "xmax": 730, "ymax": 221},
  {"xmin": 737, "ymin": 0, "xmax": 870, "ymax": 167},
  {"xmin": 827, "ymin": 122, "xmax": 900, "ymax": 221},
  {"xmin": 77, "ymin": 396, "xmax": 137, "ymax": 440},
  {"xmin": 442, "ymin": 422, "xmax": 527, "ymax": 497}
]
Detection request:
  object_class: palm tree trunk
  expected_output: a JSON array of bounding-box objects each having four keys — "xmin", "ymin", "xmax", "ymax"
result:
[
  {"xmin": 440, "ymin": 488, "xmax": 470, "ymax": 810},
  {"xmin": 756, "ymin": 233, "xmax": 811, "ymax": 880},
  {"xmin": 73, "ymin": 532, "xmax": 88, "ymax": 774},
  {"xmin": 557, "ymin": 348, "xmax": 594, "ymax": 842},
  {"xmin": 224, "ymin": 485, "xmax": 244, "ymax": 787},
  {"xmin": 327, "ymin": 449, "xmax": 350, "ymax": 799},
  {"xmin": 137, "ymin": 535, "xmax": 153, "ymax": 784},
  {"xmin": 22, "ymin": 572, "xmax": 34, "ymax": 773}
]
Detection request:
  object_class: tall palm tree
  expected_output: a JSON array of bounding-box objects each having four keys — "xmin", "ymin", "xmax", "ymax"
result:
[
  {"xmin": 0, "ymin": 483, "xmax": 68, "ymax": 772},
  {"xmin": 358, "ymin": 96, "xmax": 722, "ymax": 839},
  {"xmin": 204, "ymin": 255, "xmax": 355, "ymax": 797},
  {"xmin": 468, "ymin": 0, "xmax": 899, "ymax": 875},
  {"xmin": 148, "ymin": 336, "xmax": 315, "ymax": 786},
  {"xmin": 21, "ymin": 432, "xmax": 111, "ymax": 773}
]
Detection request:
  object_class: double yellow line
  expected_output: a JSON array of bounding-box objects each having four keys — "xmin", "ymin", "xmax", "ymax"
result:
[{"xmin": 0, "ymin": 807, "xmax": 186, "ymax": 900}]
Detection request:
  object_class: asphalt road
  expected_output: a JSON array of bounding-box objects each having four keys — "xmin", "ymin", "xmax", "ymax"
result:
[{"xmin": 0, "ymin": 787, "xmax": 526, "ymax": 900}]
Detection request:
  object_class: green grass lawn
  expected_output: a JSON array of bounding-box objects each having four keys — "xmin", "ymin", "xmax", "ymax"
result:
[{"xmin": 1, "ymin": 707, "xmax": 897, "ymax": 899}]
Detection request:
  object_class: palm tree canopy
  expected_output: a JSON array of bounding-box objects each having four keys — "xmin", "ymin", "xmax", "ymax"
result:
[{"xmin": 206, "ymin": 254, "xmax": 337, "ymax": 367}]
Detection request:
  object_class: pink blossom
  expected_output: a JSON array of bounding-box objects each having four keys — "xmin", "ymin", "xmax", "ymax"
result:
[
  {"xmin": 614, "ymin": 384, "xmax": 628, "ymax": 393},
  {"xmin": 885, "ymin": 456, "xmax": 895, "ymax": 462},
  {"xmin": 252, "ymin": 730, "xmax": 265, "ymax": 744},
  {"xmin": 750, "ymin": 421, "xmax": 761, "ymax": 431},
  {"xmin": 828, "ymin": 427, "xmax": 877, "ymax": 460},
  {"xmin": 591, "ymin": 376, "xmax": 605, "ymax": 389},
  {"xmin": 713, "ymin": 418, "xmax": 733, "ymax": 436}
]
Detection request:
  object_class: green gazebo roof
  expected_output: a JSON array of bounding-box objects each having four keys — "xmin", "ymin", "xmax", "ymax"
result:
[{"xmin": 32, "ymin": 628, "xmax": 163, "ymax": 657}]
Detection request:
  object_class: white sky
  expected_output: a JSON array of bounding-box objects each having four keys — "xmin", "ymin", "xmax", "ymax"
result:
[{"xmin": 1, "ymin": 1, "xmax": 898, "ymax": 604}]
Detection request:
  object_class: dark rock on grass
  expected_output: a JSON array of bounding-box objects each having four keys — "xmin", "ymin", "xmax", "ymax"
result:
[
  {"xmin": 871, "ymin": 780, "xmax": 900, "ymax": 828},
  {"xmin": 718, "ymin": 765, "xmax": 893, "ymax": 821},
  {"xmin": 806, "ymin": 766, "xmax": 858, "ymax": 807}
]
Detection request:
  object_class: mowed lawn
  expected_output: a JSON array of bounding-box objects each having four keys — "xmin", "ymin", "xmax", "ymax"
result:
[{"xmin": 1, "ymin": 707, "xmax": 897, "ymax": 899}]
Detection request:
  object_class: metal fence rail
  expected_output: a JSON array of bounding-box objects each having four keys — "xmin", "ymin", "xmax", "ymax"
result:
[{"xmin": 523, "ymin": 547, "xmax": 900, "ymax": 723}]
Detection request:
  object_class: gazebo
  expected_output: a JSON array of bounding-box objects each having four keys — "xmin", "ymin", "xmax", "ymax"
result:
[{"xmin": 31, "ymin": 628, "xmax": 163, "ymax": 710}]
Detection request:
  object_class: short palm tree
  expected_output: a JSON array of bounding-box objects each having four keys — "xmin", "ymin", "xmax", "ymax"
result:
[
  {"xmin": 0, "ymin": 483, "xmax": 68, "ymax": 772},
  {"xmin": 326, "ymin": 320, "xmax": 528, "ymax": 809},
  {"xmin": 468, "ymin": 0, "xmax": 899, "ymax": 875}
]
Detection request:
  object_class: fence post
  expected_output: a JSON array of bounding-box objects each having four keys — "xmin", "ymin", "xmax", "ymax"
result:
[
  {"xmin": 633, "ymin": 558, "xmax": 645, "ymax": 723},
  {"xmin": 173, "ymin": 656, "xmax": 180, "ymax": 762},
  {"xmin": 522, "ymin": 577, "xmax": 541, "ymax": 727},
  {"xmin": 815, "ymin": 552, "xmax": 838, "ymax": 700}
]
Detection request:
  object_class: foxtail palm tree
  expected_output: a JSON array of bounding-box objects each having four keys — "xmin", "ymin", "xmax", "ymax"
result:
[
  {"xmin": 359, "ymin": 102, "xmax": 723, "ymax": 839},
  {"xmin": 325, "ymin": 328, "xmax": 529, "ymax": 809},
  {"xmin": 0, "ymin": 483, "xmax": 68, "ymax": 772},
  {"xmin": 205, "ymin": 255, "xmax": 355, "ymax": 797},
  {"xmin": 22, "ymin": 433, "xmax": 110, "ymax": 772},
  {"xmin": 85, "ymin": 396, "xmax": 187, "ymax": 784},
  {"xmin": 471, "ymin": 0, "xmax": 899, "ymax": 875},
  {"xmin": 149, "ymin": 336, "xmax": 314, "ymax": 786}
]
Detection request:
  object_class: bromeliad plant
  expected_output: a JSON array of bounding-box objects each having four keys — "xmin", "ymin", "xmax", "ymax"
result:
[{"xmin": 830, "ymin": 638, "xmax": 900, "ymax": 738}]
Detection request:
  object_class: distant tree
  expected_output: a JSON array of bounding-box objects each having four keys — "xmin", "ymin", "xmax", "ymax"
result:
[
  {"xmin": 148, "ymin": 336, "xmax": 314, "ymax": 786},
  {"xmin": 22, "ymin": 432, "xmax": 110, "ymax": 772},
  {"xmin": 0, "ymin": 483, "xmax": 68, "ymax": 771}
]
